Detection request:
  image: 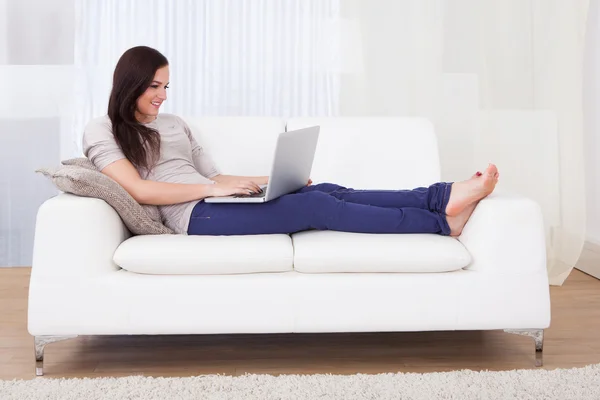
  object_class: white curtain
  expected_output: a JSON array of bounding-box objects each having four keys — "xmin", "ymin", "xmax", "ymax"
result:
[
  {"xmin": 72, "ymin": 0, "xmax": 340, "ymax": 155},
  {"xmin": 584, "ymin": 0, "xmax": 600, "ymax": 247},
  {"xmin": 339, "ymin": 0, "xmax": 590, "ymax": 285}
]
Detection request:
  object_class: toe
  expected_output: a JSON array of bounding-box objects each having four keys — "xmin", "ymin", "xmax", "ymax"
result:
[{"xmin": 486, "ymin": 163, "xmax": 498, "ymax": 176}]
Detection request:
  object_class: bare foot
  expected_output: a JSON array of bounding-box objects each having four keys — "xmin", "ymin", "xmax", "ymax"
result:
[
  {"xmin": 447, "ymin": 202, "xmax": 477, "ymax": 237},
  {"xmin": 445, "ymin": 164, "xmax": 499, "ymax": 217}
]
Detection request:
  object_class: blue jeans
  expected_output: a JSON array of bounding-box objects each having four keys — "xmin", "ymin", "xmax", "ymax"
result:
[{"xmin": 187, "ymin": 182, "xmax": 452, "ymax": 236}]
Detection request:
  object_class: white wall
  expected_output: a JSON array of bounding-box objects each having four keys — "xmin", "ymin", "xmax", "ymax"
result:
[
  {"xmin": 0, "ymin": 0, "xmax": 7, "ymax": 64},
  {"xmin": 0, "ymin": 0, "xmax": 74, "ymax": 267},
  {"xmin": 584, "ymin": 0, "xmax": 600, "ymax": 246}
]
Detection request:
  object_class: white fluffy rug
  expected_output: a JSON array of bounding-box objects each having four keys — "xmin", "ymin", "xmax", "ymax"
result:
[{"xmin": 2, "ymin": 364, "xmax": 600, "ymax": 400}]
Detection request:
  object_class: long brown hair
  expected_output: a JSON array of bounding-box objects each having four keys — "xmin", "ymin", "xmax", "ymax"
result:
[{"xmin": 108, "ymin": 46, "xmax": 168, "ymax": 171}]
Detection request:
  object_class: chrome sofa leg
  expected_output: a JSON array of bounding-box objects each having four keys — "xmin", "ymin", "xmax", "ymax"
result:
[
  {"xmin": 34, "ymin": 335, "xmax": 78, "ymax": 376},
  {"xmin": 504, "ymin": 329, "xmax": 544, "ymax": 367}
]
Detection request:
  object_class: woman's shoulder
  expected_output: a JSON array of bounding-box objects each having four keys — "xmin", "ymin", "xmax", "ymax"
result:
[
  {"xmin": 84, "ymin": 115, "xmax": 113, "ymax": 133},
  {"xmin": 82, "ymin": 115, "xmax": 114, "ymax": 145}
]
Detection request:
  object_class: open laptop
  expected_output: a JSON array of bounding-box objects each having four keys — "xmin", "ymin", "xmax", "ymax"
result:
[{"xmin": 204, "ymin": 126, "xmax": 320, "ymax": 203}]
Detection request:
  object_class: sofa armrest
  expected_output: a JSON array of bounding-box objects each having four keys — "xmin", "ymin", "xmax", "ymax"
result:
[
  {"xmin": 31, "ymin": 193, "xmax": 131, "ymax": 278},
  {"xmin": 458, "ymin": 193, "xmax": 548, "ymax": 276}
]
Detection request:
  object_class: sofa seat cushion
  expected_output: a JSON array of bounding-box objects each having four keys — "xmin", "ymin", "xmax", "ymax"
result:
[
  {"xmin": 291, "ymin": 231, "xmax": 471, "ymax": 273},
  {"xmin": 114, "ymin": 234, "xmax": 294, "ymax": 275}
]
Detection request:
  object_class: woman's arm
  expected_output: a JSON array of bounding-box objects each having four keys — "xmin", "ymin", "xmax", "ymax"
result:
[
  {"xmin": 101, "ymin": 159, "xmax": 213, "ymax": 205},
  {"xmin": 101, "ymin": 160, "xmax": 260, "ymax": 205},
  {"xmin": 212, "ymin": 175, "xmax": 313, "ymax": 188},
  {"xmin": 212, "ymin": 174, "xmax": 269, "ymax": 186}
]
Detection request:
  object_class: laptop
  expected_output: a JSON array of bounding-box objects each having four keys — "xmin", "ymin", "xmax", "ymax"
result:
[{"xmin": 204, "ymin": 126, "xmax": 320, "ymax": 203}]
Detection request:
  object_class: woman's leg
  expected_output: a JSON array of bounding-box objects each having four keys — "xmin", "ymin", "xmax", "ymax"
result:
[
  {"xmin": 299, "ymin": 164, "xmax": 500, "ymax": 215},
  {"xmin": 297, "ymin": 182, "xmax": 451, "ymax": 213},
  {"xmin": 188, "ymin": 190, "xmax": 450, "ymax": 236}
]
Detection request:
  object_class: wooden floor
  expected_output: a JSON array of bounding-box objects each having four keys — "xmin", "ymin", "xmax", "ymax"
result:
[{"xmin": 1, "ymin": 249, "xmax": 599, "ymax": 380}]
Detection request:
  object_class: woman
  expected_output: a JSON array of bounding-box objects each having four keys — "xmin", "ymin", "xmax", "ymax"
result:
[{"xmin": 83, "ymin": 46, "xmax": 499, "ymax": 237}]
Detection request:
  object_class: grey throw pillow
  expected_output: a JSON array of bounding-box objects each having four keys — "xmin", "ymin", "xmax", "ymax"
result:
[
  {"xmin": 61, "ymin": 157, "xmax": 97, "ymax": 170},
  {"xmin": 61, "ymin": 157, "xmax": 164, "ymax": 223},
  {"xmin": 37, "ymin": 161, "xmax": 173, "ymax": 235}
]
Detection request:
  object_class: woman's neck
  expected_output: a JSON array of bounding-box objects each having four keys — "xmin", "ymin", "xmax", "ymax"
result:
[{"xmin": 135, "ymin": 111, "xmax": 157, "ymax": 124}]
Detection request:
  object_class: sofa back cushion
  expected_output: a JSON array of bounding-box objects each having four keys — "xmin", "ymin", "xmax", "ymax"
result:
[
  {"xmin": 181, "ymin": 117, "xmax": 286, "ymax": 177},
  {"xmin": 287, "ymin": 117, "xmax": 441, "ymax": 189},
  {"xmin": 180, "ymin": 116, "xmax": 441, "ymax": 190}
]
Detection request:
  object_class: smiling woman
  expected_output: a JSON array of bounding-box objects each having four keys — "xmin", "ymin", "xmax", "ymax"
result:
[
  {"xmin": 81, "ymin": 45, "xmax": 500, "ymax": 239},
  {"xmin": 82, "ymin": 46, "xmax": 277, "ymax": 235},
  {"xmin": 78, "ymin": 46, "xmax": 499, "ymax": 241},
  {"xmin": 107, "ymin": 46, "xmax": 169, "ymax": 170}
]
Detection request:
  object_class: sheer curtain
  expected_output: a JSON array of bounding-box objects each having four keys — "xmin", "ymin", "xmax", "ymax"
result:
[
  {"xmin": 339, "ymin": 0, "xmax": 590, "ymax": 285},
  {"xmin": 72, "ymin": 0, "xmax": 340, "ymax": 154},
  {"xmin": 584, "ymin": 0, "xmax": 600, "ymax": 248}
]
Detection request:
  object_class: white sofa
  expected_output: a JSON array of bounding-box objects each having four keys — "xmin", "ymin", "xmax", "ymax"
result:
[{"xmin": 28, "ymin": 117, "xmax": 550, "ymax": 376}]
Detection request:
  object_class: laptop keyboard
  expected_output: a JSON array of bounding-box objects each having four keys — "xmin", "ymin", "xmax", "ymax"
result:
[{"xmin": 233, "ymin": 187, "xmax": 267, "ymax": 198}]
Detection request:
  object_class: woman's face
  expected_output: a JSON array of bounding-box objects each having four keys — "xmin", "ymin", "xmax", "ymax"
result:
[{"xmin": 135, "ymin": 65, "xmax": 170, "ymax": 123}]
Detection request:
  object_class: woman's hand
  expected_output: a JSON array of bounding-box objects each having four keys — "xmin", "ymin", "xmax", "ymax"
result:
[
  {"xmin": 307, "ymin": 178, "xmax": 313, "ymax": 186},
  {"xmin": 207, "ymin": 180, "xmax": 263, "ymax": 198}
]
